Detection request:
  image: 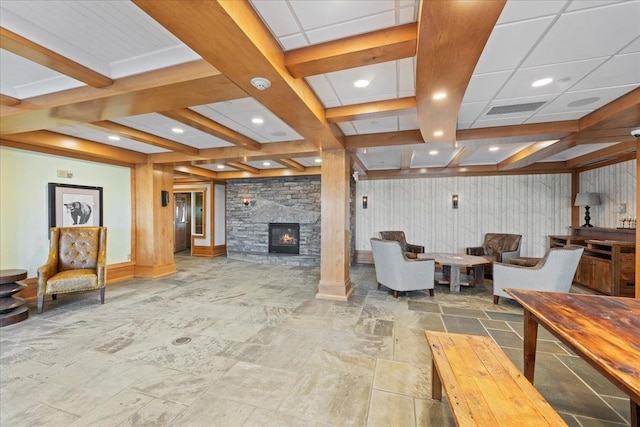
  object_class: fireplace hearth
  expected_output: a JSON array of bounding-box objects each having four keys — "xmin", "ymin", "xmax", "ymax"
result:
[{"xmin": 269, "ymin": 223, "xmax": 300, "ymax": 255}]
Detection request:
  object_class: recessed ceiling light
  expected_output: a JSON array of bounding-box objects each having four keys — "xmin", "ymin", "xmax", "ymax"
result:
[
  {"xmin": 354, "ymin": 79, "xmax": 370, "ymax": 88},
  {"xmin": 433, "ymin": 130, "xmax": 443, "ymax": 137},
  {"xmin": 433, "ymin": 92, "xmax": 447, "ymax": 100},
  {"xmin": 251, "ymin": 117, "xmax": 264, "ymax": 124},
  {"xmin": 532, "ymin": 78, "xmax": 553, "ymax": 87},
  {"xmin": 171, "ymin": 127, "xmax": 184, "ymax": 134},
  {"xmin": 217, "ymin": 165, "xmax": 224, "ymax": 169},
  {"xmin": 263, "ymin": 162, "xmax": 271, "ymax": 166},
  {"xmin": 429, "ymin": 150, "xmax": 438, "ymax": 155},
  {"xmin": 489, "ymin": 146, "xmax": 499, "ymax": 151},
  {"xmin": 108, "ymin": 135, "xmax": 120, "ymax": 141},
  {"xmin": 315, "ymin": 158, "xmax": 321, "ymax": 163}
]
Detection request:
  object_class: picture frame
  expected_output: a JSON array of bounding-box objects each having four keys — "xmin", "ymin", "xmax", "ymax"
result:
[{"xmin": 48, "ymin": 183, "xmax": 103, "ymax": 228}]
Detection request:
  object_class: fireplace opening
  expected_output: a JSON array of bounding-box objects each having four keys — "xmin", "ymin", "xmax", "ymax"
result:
[{"xmin": 269, "ymin": 223, "xmax": 300, "ymax": 255}]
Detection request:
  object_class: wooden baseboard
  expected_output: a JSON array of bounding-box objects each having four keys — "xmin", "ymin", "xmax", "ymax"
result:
[
  {"xmin": 191, "ymin": 244, "xmax": 226, "ymax": 257},
  {"xmin": 354, "ymin": 250, "xmax": 373, "ymax": 264}
]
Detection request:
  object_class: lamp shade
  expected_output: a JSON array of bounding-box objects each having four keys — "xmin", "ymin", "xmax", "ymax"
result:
[{"xmin": 574, "ymin": 192, "xmax": 601, "ymax": 207}]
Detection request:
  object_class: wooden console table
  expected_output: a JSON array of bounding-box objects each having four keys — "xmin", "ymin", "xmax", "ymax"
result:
[
  {"xmin": 550, "ymin": 227, "xmax": 635, "ymax": 297},
  {"xmin": 0, "ymin": 269, "xmax": 29, "ymax": 327}
]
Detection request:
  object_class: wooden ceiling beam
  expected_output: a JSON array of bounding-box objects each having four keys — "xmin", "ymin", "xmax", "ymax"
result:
[
  {"xmin": 498, "ymin": 138, "xmax": 575, "ymax": 171},
  {"xmin": 0, "ymin": 27, "xmax": 113, "ymax": 88},
  {"xmin": 161, "ymin": 108, "xmax": 261, "ymax": 151},
  {"xmin": 326, "ymin": 97, "xmax": 416, "ymax": 123},
  {"xmin": 446, "ymin": 146, "xmax": 476, "ymax": 168},
  {"xmin": 566, "ymin": 141, "xmax": 637, "ymax": 168},
  {"xmin": 0, "ymin": 94, "xmax": 20, "ymax": 106},
  {"xmin": 457, "ymin": 121, "xmax": 577, "ymax": 144},
  {"xmin": 227, "ymin": 162, "xmax": 260, "ymax": 174},
  {"xmin": 285, "ymin": 23, "xmax": 417, "ymax": 78},
  {"xmin": 89, "ymin": 120, "xmax": 199, "ymax": 155},
  {"xmin": 173, "ymin": 165, "xmax": 218, "ymax": 179},
  {"xmin": 216, "ymin": 166, "xmax": 321, "ymax": 180},
  {"xmin": 1, "ymin": 130, "xmax": 147, "ymax": 163},
  {"xmin": 415, "ymin": 1, "xmax": 505, "ymax": 144},
  {"xmin": 133, "ymin": 0, "xmax": 343, "ymax": 150},
  {"xmin": 278, "ymin": 158, "xmax": 306, "ymax": 171},
  {"xmin": 346, "ymin": 130, "xmax": 424, "ymax": 150},
  {"xmin": 0, "ymin": 60, "xmax": 245, "ymax": 135}
]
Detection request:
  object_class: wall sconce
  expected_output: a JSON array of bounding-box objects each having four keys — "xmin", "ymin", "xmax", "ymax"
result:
[
  {"xmin": 452, "ymin": 194, "xmax": 459, "ymax": 209},
  {"xmin": 243, "ymin": 198, "xmax": 250, "ymax": 206},
  {"xmin": 613, "ymin": 203, "xmax": 627, "ymax": 214},
  {"xmin": 362, "ymin": 196, "xmax": 368, "ymax": 209}
]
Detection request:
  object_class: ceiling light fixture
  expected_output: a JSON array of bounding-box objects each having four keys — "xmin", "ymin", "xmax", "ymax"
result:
[
  {"xmin": 532, "ymin": 78, "xmax": 553, "ymax": 87},
  {"xmin": 108, "ymin": 135, "xmax": 120, "ymax": 141},
  {"xmin": 489, "ymin": 146, "xmax": 499, "ymax": 151},
  {"xmin": 429, "ymin": 150, "xmax": 438, "ymax": 155},
  {"xmin": 251, "ymin": 117, "xmax": 264, "ymax": 124},
  {"xmin": 217, "ymin": 165, "xmax": 224, "ymax": 169},
  {"xmin": 354, "ymin": 79, "xmax": 370, "ymax": 88},
  {"xmin": 263, "ymin": 162, "xmax": 271, "ymax": 166},
  {"xmin": 433, "ymin": 92, "xmax": 446, "ymax": 100},
  {"xmin": 433, "ymin": 130, "xmax": 443, "ymax": 137},
  {"xmin": 171, "ymin": 127, "xmax": 184, "ymax": 134},
  {"xmin": 315, "ymin": 158, "xmax": 321, "ymax": 163},
  {"xmin": 250, "ymin": 77, "xmax": 271, "ymax": 90}
]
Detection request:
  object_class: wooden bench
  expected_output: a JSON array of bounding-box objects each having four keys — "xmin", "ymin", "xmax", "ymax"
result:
[{"xmin": 424, "ymin": 331, "xmax": 567, "ymax": 426}]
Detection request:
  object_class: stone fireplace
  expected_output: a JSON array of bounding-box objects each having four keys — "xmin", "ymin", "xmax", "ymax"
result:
[{"xmin": 269, "ymin": 223, "xmax": 300, "ymax": 254}]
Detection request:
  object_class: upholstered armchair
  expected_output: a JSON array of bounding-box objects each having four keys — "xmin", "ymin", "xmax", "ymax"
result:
[
  {"xmin": 37, "ymin": 226, "xmax": 107, "ymax": 313},
  {"xmin": 492, "ymin": 245, "xmax": 584, "ymax": 304},
  {"xmin": 370, "ymin": 238, "xmax": 435, "ymax": 298},
  {"xmin": 378, "ymin": 231, "xmax": 424, "ymax": 259},
  {"xmin": 466, "ymin": 233, "xmax": 522, "ymax": 277}
]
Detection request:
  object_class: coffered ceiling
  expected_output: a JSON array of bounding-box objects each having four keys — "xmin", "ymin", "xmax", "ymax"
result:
[{"xmin": 1, "ymin": 0, "xmax": 638, "ymax": 181}]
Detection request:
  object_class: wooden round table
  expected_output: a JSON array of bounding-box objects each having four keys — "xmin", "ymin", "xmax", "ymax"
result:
[{"xmin": 0, "ymin": 269, "xmax": 29, "ymax": 327}]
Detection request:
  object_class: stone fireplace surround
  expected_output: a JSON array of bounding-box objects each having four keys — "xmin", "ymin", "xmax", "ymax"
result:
[{"xmin": 226, "ymin": 177, "xmax": 321, "ymax": 266}]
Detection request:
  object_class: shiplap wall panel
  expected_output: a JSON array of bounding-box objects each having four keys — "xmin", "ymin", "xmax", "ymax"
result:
[
  {"xmin": 357, "ymin": 173, "xmax": 572, "ymax": 258},
  {"xmin": 579, "ymin": 160, "xmax": 636, "ymax": 228}
]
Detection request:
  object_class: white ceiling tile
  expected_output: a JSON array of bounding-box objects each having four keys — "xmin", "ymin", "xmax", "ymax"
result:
[
  {"xmin": 51, "ymin": 125, "xmax": 168, "ymax": 154},
  {"xmin": 279, "ymin": 33, "xmax": 309, "ymax": 50},
  {"xmin": 305, "ymin": 11, "xmax": 396, "ymax": 44},
  {"xmin": 397, "ymin": 58, "xmax": 415, "ymax": 95},
  {"xmin": 244, "ymin": 160, "xmax": 285, "ymax": 169},
  {"xmin": 205, "ymin": 98, "xmax": 264, "ymax": 115},
  {"xmin": 525, "ymin": 110, "xmax": 591, "ymax": 123},
  {"xmin": 289, "ymin": 0, "xmax": 395, "ymax": 31},
  {"xmin": 305, "ymin": 75, "xmax": 340, "ymax": 106},
  {"xmin": 463, "ymin": 71, "xmax": 512, "ymax": 103},
  {"xmin": 497, "ymin": 0, "xmax": 568, "ymax": 24},
  {"xmin": 337, "ymin": 122, "xmax": 358, "ymax": 136},
  {"xmin": 324, "ymin": 61, "xmax": 398, "ymax": 105},
  {"xmin": 539, "ymin": 85, "xmax": 638, "ymax": 115},
  {"xmin": 523, "ymin": 2, "xmax": 640, "ymax": 67},
  {"xmin": 458, "ymin": 102, "xmax": 490, "ymax": 124},
  {"xmin": 200, "ymin": 164, "xmax": 238, "ymax": 172},
  {"xmin": 398, "ymin": 114, "xmax": 419, "ymax": 131},
  {"xmin": 249, "ymin": 0, "xmax": 301, "ymax": 37},
  {"xmin": 565, "ymin": 0, "xmax": 627, "ymax": 12},
  {"xmin": 291, "ymin": 157, "xmax": 322, "ymax": 167},
  {"xmin": 398, "ymin": 5, "xmax": 416, "ymax": 23},
  {"xmin": 472, "ymin": 115, "xmax": 533, "ymax": 128},
  {"xmin": 571, "ymin": 52, "xmax": 640, "ymax": 91},
  {"xmin": 474, "ymin": 17, "xmax": 554, "ymax": 74},
  {"xmin": 460, "ymin": 143, "xmax": 532, "ymax": 165},
  {"xmin": 353, "ymin": 116, "xmax": 398, "ymax": 134},
  {"xmin": 412, "ymin": 146, "xmax": 458, "ymax": 168},
  {"xmin": 361, "ymin": 150, "xmax": 401, "ymax": 170},
  {"xmin": 542, "ymin": 142, "xmax": 618, "ymax": 162},
  {"xmin": 496, "ymin": 58, "xmax": 606, "ymax": 100},
  {"xmin": 621, "ymin": 35, "xmax": 640, "ymax": 53}
]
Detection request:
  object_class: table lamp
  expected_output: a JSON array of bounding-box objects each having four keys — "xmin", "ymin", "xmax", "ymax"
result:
[{"xmin": 574, "ymin": 192, "xmax": 601, "ymax": 227}]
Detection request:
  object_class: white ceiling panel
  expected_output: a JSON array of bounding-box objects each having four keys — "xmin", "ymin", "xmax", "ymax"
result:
[
  {"xmin": 525, "ymin": 110, "xmax": 592, "ymax": 124},
  {"xmin": 288, "ymin": 0, "xmax": 395, "ymax": 31},
  {"xmin": 496, "ymin": 58, "xmax": 606, "ymax": 100},
  {"xmin": 398, "ymin": 114, "xmax": 419, "ymax": 131},
  {"xmin": 571, "ymin": 52, "xmax": 640, "ymax": 91},
  {"xmin": 522, "ymin": 2, "xmax": 640, "ymax": 67},
  {"xmin": 249, "ymin": 1, "xmax": 300, "ymax": 38},
  {"xmin": 474, "ymin": 17, "xmax": 554, "ymax": 74},
  {"xmin": 458, "ymin": 102, "xmax": 491, "ymax": 125},
  {"xmin": 412, "ymin": 146, "xmax": 460, "ymax": 168},
  {"xmin": 460, "ymin": 143, "xmax": 532, "ymax": 165},
  {"xmin": 497, "ymin": 0, "xmax": 568, "ymax": 24},
  {"xmin": 200, "ymin": 164, "xmax": 238, "ymax": 172},
  {"xmin": 321, "ymin": 61, "xmax": 401, "ymax": 105},
  {"xmin": 539, "ymin": 85, "xmax": 637, "ymax": 115},
  {"xmin": 52, "ymin": 125, "xmax": 169, "ymax": 154},
  {"xmin": 337, "ymin": 122, "xmax": 358, "ymax": 136},
  {"xmin": 360, "ymin": 151, "xmax": 401, "ymax": 170},
  {"xmin": 292, "ymin": 157, "xmax": 323, "ymax": 167},
  {"xmin": 244, "ymin": 160, "xmax": 285, "ymax": 169},
  {"xmin": 463, "ymin": 71, "xmax": 512, "ymax": 103},
  {"xmin": 305, "ymin": 11, "xmax": 396, "ymax": 45},
  {"xmin": 305, "ymin": 75, "xmax": 341, "ymax": 107},
  {"xmin": 542, "ymin": 142, "xmax": 619, "ymax": 162},
  {"xmin": 352, "ymin": 116, "xmax": 398, "ymax": 134}
]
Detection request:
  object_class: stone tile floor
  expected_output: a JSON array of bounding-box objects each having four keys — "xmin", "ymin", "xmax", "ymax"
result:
[{"xmin": 0, "ymin": 254, "xmax": 631, "ymax": 426}]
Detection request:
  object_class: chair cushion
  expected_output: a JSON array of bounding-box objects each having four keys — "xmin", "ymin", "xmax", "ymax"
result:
[
  {"xmin": 404, "ymin": 252, "xmax": 417, "ymax": 259},
  {"xmin": 58, "ymin": 228, "xmax": 100, "ymax": 271},
  {"xmin": 483, "ymin": 234, "xmax": 520, "ymax": 255},
  {"xmin": 46, "ymin": 269, "xmax": 99, "ymax": 293}
]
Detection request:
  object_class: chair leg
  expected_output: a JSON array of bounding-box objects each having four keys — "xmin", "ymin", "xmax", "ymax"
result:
[
  {"xmin": 52, "ymin": 293, "xmax": 57, "ymax": 300},
  {"xmin": 37, "ymin": 295, "xmax": 44, "ymax": 314},
  {"xmin": 393, "ymin": 290, "xmax": 398, "ymax": 298},
  {"xmin": 493, "ymin": 295, "xmax": 499, "ymax": 304},
  {"xmin": 100, "ymin": 288, "xmax": 105, "ymax": 304},
  {"xmin": 429, "ymin": 289, "xmax": 434, "ymax": 297}
]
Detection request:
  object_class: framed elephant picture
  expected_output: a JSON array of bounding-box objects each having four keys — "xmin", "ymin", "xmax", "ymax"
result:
[{"xmin": 48, "ymin": 183, "xmax": 103, "ymax": 228}]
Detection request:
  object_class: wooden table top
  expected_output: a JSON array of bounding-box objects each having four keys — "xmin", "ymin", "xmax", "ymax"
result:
[
  {"xmin": 0, "ymin": 269, "xmax": 27, "ymax": 285},
  {"xmin": 418, "ymin": 253, "xmax": 490, "ymax": 267},
  {"xmin": 505, "ymin": 289, "xmax": 640, "ymax": 404}
]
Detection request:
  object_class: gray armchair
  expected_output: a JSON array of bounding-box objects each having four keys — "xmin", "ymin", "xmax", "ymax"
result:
[
  {"xmin": 378, "ymin": 231, "xmax": 424, "ymax": 259},
  {"xmin": 466, "ymin": 233, "xmax": 522, "ymax": 277},
  {"xmin": 370, "ymin": 238, "xmax": 435, "ymax": 298},
  {"xmin": 37, "ymin": 226, "xmax": 107, "ymax": 313},
  {"xmin": 492, "ymin": 245, "xmax": 584, "ymax": 304}
]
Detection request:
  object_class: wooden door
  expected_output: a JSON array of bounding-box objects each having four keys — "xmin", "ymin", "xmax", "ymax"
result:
[{"xmin": 174, "ymin": 193, "xmax": 189, "ymax": 253}]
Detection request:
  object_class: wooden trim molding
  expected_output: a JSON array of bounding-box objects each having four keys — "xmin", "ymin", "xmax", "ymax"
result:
[{"xmin": 354, "ymin": 250, "xmax": 374, "ymax": 264}]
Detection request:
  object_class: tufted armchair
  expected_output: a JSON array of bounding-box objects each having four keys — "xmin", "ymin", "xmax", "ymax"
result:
[
  {"xmin": 379, "ymin": 231, "xmax": 424, "ymax": 259},
  {"xmin": 466, "ymin": 233, "xmax": 522, "ymax": 278},
  {"xmin": 370, "ymin": 238, "xmax": 435, "ymax": 298},
  {"xmin": 37, "ymin": 226, "xmax": 107, "ymax": 313},
  {"xmin": 492, "ymin": 245, "xmax": 584, "ymax": 304}
]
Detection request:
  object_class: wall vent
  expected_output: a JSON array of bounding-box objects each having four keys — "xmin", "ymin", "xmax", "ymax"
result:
[{"xmin": 486, "ymin": 102, "xmax": 546, "ymax": 115}]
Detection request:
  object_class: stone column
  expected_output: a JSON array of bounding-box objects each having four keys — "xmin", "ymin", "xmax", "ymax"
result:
[{"xmin": 317, "ymin": 149, "xmax": 353, "ymax": 301}]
